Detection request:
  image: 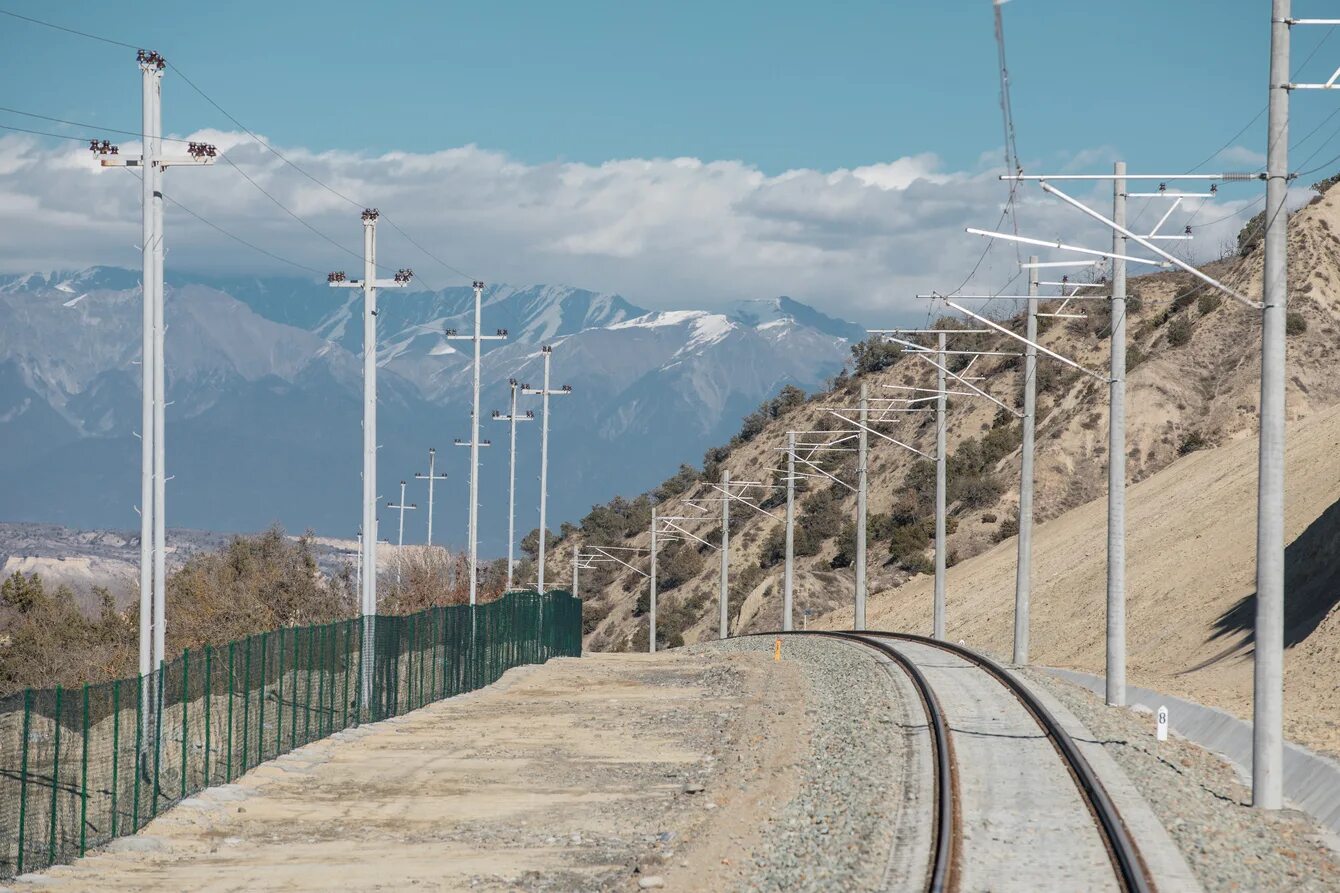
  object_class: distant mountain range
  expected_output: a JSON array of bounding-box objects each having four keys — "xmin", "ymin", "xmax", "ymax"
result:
[{"xmin": 0, "ymin": 267, "xmax": 863, "ymax": 557}]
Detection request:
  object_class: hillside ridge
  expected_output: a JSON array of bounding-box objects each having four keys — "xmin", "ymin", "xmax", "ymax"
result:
[{"xmin": 552, "ymin": 176, "xmax": 1340, "ymax": 747}]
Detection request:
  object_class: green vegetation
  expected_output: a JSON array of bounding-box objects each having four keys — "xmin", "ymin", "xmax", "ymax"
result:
[
  {"xmin": 849, "ymin": 338, "xmax": 902, "ymax": 375},
  {"xmin": 1166, "ymin": 315, "xmax": 1193, "ymax": 347},
  {"xmin": 1287, "ymin": 311, "xmax": 1308, "ymax": 336},
  {"xmin": 1178, "ymin": 430, "xmax": 1213, "ymax": 456}
]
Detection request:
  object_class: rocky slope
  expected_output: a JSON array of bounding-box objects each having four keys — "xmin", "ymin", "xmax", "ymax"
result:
[{"xmin": 556, "ymin": 179, "xmax": 1340, "ymax": 757}]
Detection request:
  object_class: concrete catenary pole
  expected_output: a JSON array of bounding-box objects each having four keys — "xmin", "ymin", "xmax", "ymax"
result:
[
  {"xmin": 359, "ymin": 217, "xmax": 379, "ymax": 699},
  {"xmin": 523, "ymin": 348, "xmax": 571, "ymax": 593},
  {"xmin": 572, "ymin": 544, "xmax": 580, "ymax": 599},
  {"xmin": 91, "ymin": 52, "xmax": 216, "ymax": 725},
  {"xmin": 649, "ymin": 506, "xmax": 658, "ymax": 653},
  {"xmin": 136, "ymin": 56, "xmax": 159, "ymax": 695},
  {"xmin": 934, "ymin": 331, "xmax": 947, "ymax": 640},
  {"xmin": 1108, "ymin": 162, "xmax": 1128, "ymax": 707},
  {"xmin": 855, "ymin": 382, "xmax": 869, "ymax": 630},
  {"xmin": 507, "ymin": 381, "xmax": 521, "ymax": 590},
  {"xmin": 493, "ymin": 380, "xmax": 532, "ymax": 590},
  {"xmin": 467, "ymin": 282, "xmax": 483, "ymax": 604},
  {"xmin": 719, "ymin": 469, "xmax": 730, "ymax": 640},
  {"xmin": 1013, "ymin": 256, "xmax": 1039, "ymax": 666},
  {"xmin": 447, "ymin": 283, "xmax": 505, "ymax": 604},
  {"xmin": 387, "ymin": 480, "xmax": 416, "ymax": 586},
  {"xmin": 783, "ymin": 432, "xmax": 796, "ymax": 632},
  {"xmin": 1255, "ymin": 0, "xmax": 1290, "ymax": 810},
  {"xmin": 362, "ymin": 220, "xmax": 379, "ymax": 623},
  {"xmin": 414, "ymin": 448, "xmax": 447, "ymax": 546},
  {"xmin": 97, "ymin": 54, "xmax": 215, "ymax": 709},
  {"xmin": 150, "ymin": 83, "xmax": 166, "ymax": 680},
  {"xmin": 327, "ymin": 212, "xmax": 411, "ymax": 713},
  {"xmin": 537, "ymin": 351, "xmax": 552, "ymax": 592}
]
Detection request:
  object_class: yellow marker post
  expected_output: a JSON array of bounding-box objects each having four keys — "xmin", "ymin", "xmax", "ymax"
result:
[{"xmin": 773, "ymin": 638, "xmax": 782, "ymax": 661}]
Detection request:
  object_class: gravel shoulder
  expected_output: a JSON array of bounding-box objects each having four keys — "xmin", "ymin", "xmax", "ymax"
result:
[
  {"xmin": 688, "ymin": 636, "xmax": 925, "ymax": 893},
  {"xmin": 8, "ymin": 651, "xmax": 808, "ymax": 892},
  {"xmin": 1023, "ymin": 669, "xmax": 1340, "ymax": 892}
]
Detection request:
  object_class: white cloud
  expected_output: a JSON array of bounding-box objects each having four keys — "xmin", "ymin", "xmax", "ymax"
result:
[{"xmin": 0, "ymin": 132, "xmax": 1268, "ymax": 325}]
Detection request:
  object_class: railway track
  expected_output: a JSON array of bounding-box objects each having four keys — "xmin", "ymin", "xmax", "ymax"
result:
[{"xmin": 767, "ymin": 630, "xmax": 1155, "ymax": 893}]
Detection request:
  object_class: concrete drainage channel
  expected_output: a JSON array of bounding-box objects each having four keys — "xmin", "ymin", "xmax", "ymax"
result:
[{"xmin": 1043, "ymin": 666, "xmax": 1340, "ymax": 837}]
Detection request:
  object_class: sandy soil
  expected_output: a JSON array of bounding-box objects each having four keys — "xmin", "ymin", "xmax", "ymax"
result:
[
  {"xmin": 819, "ymin": 402, "xmax": 1340, "ymax": 759},
  {"xmin": 13, "ymin": 652, "xmax": 806, "ymax": 892}
]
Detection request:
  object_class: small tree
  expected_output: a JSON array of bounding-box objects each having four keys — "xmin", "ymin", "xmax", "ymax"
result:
[
  {"xmin": 849, "ymin": 338, "xmax": 902, "ymax": 375},
  {"xmin": 1166, "ymin": 315, "xmax": 1192, "ymax": 347}
]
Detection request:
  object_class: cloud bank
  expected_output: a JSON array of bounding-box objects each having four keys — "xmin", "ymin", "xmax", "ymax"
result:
[{"xmin": 0, "ymin": 131, "xmax": 1268, "ymax": 324}]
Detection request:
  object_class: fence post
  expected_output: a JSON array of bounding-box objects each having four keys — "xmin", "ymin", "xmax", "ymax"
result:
[
  {"xmin": 342, "ymin": 620, "xmax": 351, "ymax": 730},
  {"xmin": 49, "ymin": 684, "xmax": 62, "ymax": 867},
  {"xmin": 354, "ymin": 616, "xmax": 364, "ymax": 726},
  {"xmin": 131, "ymin": 676, "xmax": 142, "ymax": 832},
  {"xmin": 290, "ymin": 628, "xmax": 300, "ymax": 747},
  {"xmin": 415, "ymin": 608, "xmax": 426, "ymax": 707},
  {"xmin": 110, "ymin": 679, "xmax": 120, "ymax": 838},
  {"xmin": 225, "ymin": 643, "xmax": 235, "ymax": 784},
  {"xmin": 241, "ymin": 638, "xmax": 252, "ymax": 775},
  {"xmin": 315, "ymin": 625, "xmax": 327, "ymax": 739},
  {"xmin": 276, "ymin": 627, "xmax": 286, "ymax": 755},
  {"xmin": 17, "ymin": 688, "xmax": 30, "ymax": 874},
  {"xmin": 180, "ymin": 649, "xmax": 190, "ymax": 800},
  {"xmin": 257, "ymin": 632, "xmax": 268, "ymax": 766},
  {"xmin": 80, "ymin": 683, "xmax": 90, "ymax": 857},
  {"xmin": 328, "ymin": 623, "xmax": 338, "ymax": 735},
  {"xmin": 203, "ymin": 646, "xmax": 212, "ymax": 789},
  {"xmin": 151, "ymin": 663, "xmax": 163, "ymax": 818},
  {"xmin": 303, "ymin": 625, "xmax": 314, "ymax": 743}
]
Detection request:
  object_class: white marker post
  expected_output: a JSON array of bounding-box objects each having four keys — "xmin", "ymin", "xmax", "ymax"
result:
[{"xmin": 1156, "ymin": 705, "xmax": 1169, "ymax": 742}]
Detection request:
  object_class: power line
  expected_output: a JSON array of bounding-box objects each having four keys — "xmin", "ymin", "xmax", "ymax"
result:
[
  {"xmin": 165, "ymin": 63, "xmax": 472, "ymax": 283},
  {"xmin": 0, "ymin": 118, "xmax": 361, "ymax": 278},
  {"xmin": 1185, "ymin": 26, "xmax": 1333, "ymax": 175},
  {"xmin": 0, "ymin": 8, "xmax": 137, "ymax": 50},
  {"xmin": 118, "ymin": 168, "xmax": 328, "ymax": 276},
  {"xmin": 0, "ymin": 104, "xmax": 445, "ymax": 289},
  {"xmin": 0, "ymin": 121, "xmax": 96, "ymax": 143},
  {"xmin": 0, "ymin": 5, "xmax": 471, "ymax": 285}
]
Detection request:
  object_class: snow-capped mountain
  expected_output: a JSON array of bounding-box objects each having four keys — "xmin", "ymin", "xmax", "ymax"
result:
[{"xmin": 0, "ymin": 268, "xmax": 859, "ymax": 556}]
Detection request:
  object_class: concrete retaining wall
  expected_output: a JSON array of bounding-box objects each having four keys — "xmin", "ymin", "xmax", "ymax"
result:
[{"xmin": 1042, "ymin": 667, "xmax": 1340, "ymax": 837}]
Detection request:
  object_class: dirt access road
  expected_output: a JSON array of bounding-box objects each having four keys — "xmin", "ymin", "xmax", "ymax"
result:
[{"xmin": 12, "ymin": 652, "xmax": 804, "ymax": 892}]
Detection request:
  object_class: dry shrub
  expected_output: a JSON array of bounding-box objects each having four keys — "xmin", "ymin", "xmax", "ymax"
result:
[{"xmin": 380, "ymin": 546, "xmax": 475, "ymax": 614}]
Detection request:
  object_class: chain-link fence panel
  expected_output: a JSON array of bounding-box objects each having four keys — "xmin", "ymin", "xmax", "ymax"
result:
[{"xmin": 0, "ymin": 590, "xmax": 581, "ymax": 879}]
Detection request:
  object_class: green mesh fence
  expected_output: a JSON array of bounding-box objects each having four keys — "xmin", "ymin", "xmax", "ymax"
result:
[{"xmin": 0, "ymin": 590, "xmax": 581, "ymax": 878}]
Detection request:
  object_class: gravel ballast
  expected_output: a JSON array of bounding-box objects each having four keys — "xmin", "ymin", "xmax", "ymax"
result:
[
  {"xmin": 688, "ymin": 636, "xmax": 917, "ymax": 893},
  {"xmin": 1024, "ymin": 669, "xmax": 1340, "ymax": 892}
]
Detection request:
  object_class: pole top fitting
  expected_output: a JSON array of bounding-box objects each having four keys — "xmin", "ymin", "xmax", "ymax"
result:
[
  {"xmin": 136, "ymin": 49, "xmax": 166, "ymax": 70},
  {"xmin": 361, "ymin": 208, "xmax": 379, "ymax": 222},
  {"xmin": 473, "ymin": 279, "xmax": 485, "ymax": 290}
]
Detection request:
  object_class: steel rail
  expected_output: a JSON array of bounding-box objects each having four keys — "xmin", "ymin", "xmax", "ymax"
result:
[
  {"xmin": 850, "ymin": 630, "xmax": 1153, "ymax": 893},
  {"xmin": 747, "ymin": 630, "xmax": 956, "ymax": 892}
]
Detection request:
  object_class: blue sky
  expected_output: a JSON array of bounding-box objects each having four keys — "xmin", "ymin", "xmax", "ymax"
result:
[
  {"xmin": 0, "ymin": 2, "xmax": 1329, "ymax": 322},
  {"xmin": 0, "ymin": 1, "xmax": 1312, "ymax": 174}
]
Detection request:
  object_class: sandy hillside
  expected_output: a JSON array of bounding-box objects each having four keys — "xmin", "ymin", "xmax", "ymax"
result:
[
  {"xmin": 566, "ymin": 173, "xmax": 1340, "ymax": 729},
  {"xmin": 818, "ymin": 402, "xmax": 1340, "ymax": 758}
]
